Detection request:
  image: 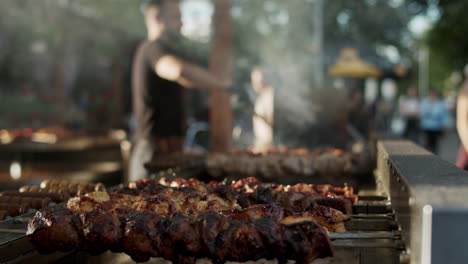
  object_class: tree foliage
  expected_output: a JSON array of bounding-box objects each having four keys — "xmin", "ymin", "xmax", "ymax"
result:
[
  {"xmin": 427, "ymin": 1, "xmax": 468, "ymax": 70},
  {"xmin": 404, "ymin": 0, "xmax": 468, "ymax": 94},
  {"xmin": 230, "ymin": 0, "xmax": 428, "ymax": 105},
  {"xmin": 0, "ymin": 0, "xmax": 434, "ymax": 129}
]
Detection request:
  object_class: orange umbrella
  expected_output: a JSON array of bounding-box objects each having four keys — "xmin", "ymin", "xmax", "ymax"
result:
[{"xmin": 328, "ymin": 48, "xmax": 381, "ymax": 78}]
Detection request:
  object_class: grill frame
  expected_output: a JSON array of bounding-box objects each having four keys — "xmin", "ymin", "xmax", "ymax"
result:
[
  {"xmin": 1, "ymin": 139, "xmax": 468, "ymax": 263},
  {"xmin": 377, "ymin": 140, "xmax": 468, "ymax": 264}
]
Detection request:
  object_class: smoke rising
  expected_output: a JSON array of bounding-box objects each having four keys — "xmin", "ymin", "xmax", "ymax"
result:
[{"xmin": 250, "ymin": 3, "xmax": 349, "ymax": 148}]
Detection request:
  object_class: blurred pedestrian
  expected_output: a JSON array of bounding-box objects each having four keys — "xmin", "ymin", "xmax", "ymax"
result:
[
  {"xmin": 456, "ymin": 65, "xmax": 468, "ymax": 170},
  {"xmin": 251, "ymin": 67, "xmax": 274, "ymax": 153},
  {"xmin": 420, "ymin": 89, "xmax": 452, "ymax": 154},
  {"xmin": 398, "ymin": 86, "xmax": 420, "ymax": 143}
]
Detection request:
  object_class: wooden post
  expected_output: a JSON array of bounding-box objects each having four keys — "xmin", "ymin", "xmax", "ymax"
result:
[{"xmin": 209, "ymin": 0, "xmax": 233, "ymax": 152}]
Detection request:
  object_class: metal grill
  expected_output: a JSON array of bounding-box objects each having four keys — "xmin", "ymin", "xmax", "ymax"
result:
[
  {"xmin": 0, "ymin": 198, "xmax": 403, "ymax": 264},
  {"xmin": 1, "ymin": 139, "xmax": 468, "ymax": 264}
]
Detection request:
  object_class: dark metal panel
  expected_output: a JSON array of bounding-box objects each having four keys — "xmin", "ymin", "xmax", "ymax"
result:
[{"xmin": 430, "ymin": 207, "xmax": 468, "ymax": 264}]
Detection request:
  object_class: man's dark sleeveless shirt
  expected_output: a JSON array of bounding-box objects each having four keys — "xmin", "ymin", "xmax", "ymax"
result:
[{"xmin": 132, "ymin": 40, "xmax": 185, "ymax": 140}]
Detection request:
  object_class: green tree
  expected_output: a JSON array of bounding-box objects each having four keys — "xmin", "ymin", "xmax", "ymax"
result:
[
  {"xmin": 426, "ymin": 0, "xmax": 468, "ymax": 94},
  {"xmin": 427, "ymin": 1, "xmax": 468, "ymax": 70}
]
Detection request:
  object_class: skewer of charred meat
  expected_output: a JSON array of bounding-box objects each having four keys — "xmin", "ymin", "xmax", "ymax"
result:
[
  {"xmin": 65, "ymin": 185, "xmax": 349, "ymax": 233},
  {"xmin": 0, "ymin": 180, "xmax": 106, "ymax": 220},
  {"xmin": 158, "ymin": 177, "xmax": 358, "ymax": 214},
  {"xmin": 144, "ymin": 148, "xmax": 359, "ymax": 178},
  {"xmin": 205, "ymin": 148, "xmax": 359, "ymax": 179},
  {"xmin": 28, "ymin": 204, "xmax": 334, "ymax": 264}
]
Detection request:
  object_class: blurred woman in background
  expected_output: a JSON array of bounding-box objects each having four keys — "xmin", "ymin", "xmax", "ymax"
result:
[
  {"xmin": 420, "ymin": 89, "xmax": 451, "ymax": 154},
  {"xmin": 251, "ymin": 67, "xmax": 274, "ymax": 153},
  {"xmin": 456, "ymin": 65, "xmax": 468, "ymax": 170}
]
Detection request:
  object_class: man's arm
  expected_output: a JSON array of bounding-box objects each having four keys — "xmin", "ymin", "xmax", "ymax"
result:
[
  {"xmin": 457, "ymin": 83, "xmax": 468, "ymax": 151},
  {"xmin": 148, "ymin": 44, "xmax": 229, "ymax": 91},
  {"xmin": 155, "ymin": 55, "xmax": 230, "ymax": 90}
]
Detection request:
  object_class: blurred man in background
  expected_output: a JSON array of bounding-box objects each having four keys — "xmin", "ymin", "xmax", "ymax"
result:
[
  {"xmin": 420, "ymin": 89, "xmax": 451, "ymax": 154},
  {"xmin": 130, "ymin": 0, "xmax": 230, "ymax": 181}
]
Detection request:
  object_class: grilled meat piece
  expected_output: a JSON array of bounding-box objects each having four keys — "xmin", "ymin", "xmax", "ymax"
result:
[
  {"xmin": 316, "ymin": 197, "xmax": 353, "ymax": 215},
  {"xmin": 122, "ymin": 211, "xmax": 161, "ymax": 262},
  {"xmin": 223, "ymin": 204, "xmax": 291, "ymax": 221},
  {"xmin": 293, "ymin": 205, "xmax": 349, "ymax": 233},
  {"xmin": 217, "ymin": 219, "xmax": 267, "ymax": 262},
  {"xmin": 27, "ymin": 206, "xmax": 84, "ymax": 253},
  {"xmin": 133, "ymin": 196, "xmax": 178, "ymax": 217},
  {"xmin": 80, "ymin": 210, "xmax": 122, "ymax": 254},
  {"xmin": 275, "ymin": 191, "xmax": 317, "ymax": 212},
  {"xmin": 280, "ymin": 217, "xmax": 334, "ymax": 264},
  {"xmin": 67, "ymin": 195, "xmax": 100, "ymax": 213}
]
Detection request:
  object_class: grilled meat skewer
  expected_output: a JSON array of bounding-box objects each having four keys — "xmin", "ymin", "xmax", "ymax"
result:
[{"xmin": 28, "ymin": 205, "xmax": 334, "ymax": 264}]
